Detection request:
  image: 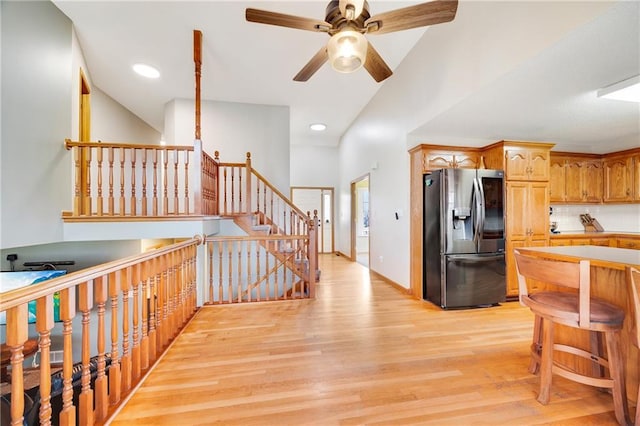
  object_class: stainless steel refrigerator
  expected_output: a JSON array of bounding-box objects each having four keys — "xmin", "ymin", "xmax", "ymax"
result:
[{"xmin": 423, "ymin": 168, "xmax": 506, "ymax": 309}]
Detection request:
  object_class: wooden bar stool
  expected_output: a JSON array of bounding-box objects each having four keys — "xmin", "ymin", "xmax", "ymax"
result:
[
  {"xmin": 627, "ymin": 266, "xmax": 640, "ymax": 426},
  {"xmin": 514, "ymin": 249, "xmax": 631, "ymax": 426}
]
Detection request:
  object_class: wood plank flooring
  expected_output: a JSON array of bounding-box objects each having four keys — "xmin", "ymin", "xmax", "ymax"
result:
[{"xmin": 109, "ymin": 254, "xmax": 632, "ymax": 425}]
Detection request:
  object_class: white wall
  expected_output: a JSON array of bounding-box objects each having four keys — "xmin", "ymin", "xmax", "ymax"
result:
[
  {"xmin": 91, "ymin": 87, "xmax": 161, "ymax": 144},
  {"xmin": 290, "ymin": 144, "xmax": 340, "ymax": 189},
  {"xmin": 164, "ymin": 99, "xmax": 290, "ymax": 195},
  {"xmin": 1, "ymin": 1, "xmax": 73, "ymax": 249}
]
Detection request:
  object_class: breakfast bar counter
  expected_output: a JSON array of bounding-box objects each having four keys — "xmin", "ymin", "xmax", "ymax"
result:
[{"xmin": 516, "ymin": 245, "xmax": 639, "ymax": 404}]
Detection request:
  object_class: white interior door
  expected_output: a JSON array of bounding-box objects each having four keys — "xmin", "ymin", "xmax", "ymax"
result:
[{"xmin": 291, "ymin": 187, "xmax": 334, "ymax": 254}]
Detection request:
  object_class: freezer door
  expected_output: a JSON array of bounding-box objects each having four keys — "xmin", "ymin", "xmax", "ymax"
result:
[{"xmin": 442, "ymin": 253, "xmax": 506, "ymax": 308}]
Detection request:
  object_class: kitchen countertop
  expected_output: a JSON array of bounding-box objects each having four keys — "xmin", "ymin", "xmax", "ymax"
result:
[
  {"xmin": 550, "ymin": 231, "xmax": 640, "ymax": 237},
  {"xmin": 517, "ymin": 245, "xmax": 640, "ymax": 270}
]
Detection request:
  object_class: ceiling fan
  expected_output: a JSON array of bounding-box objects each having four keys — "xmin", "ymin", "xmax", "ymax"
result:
[{"xmin": 246, "ymin": 0, "xmax": 458, "ymax": 83}]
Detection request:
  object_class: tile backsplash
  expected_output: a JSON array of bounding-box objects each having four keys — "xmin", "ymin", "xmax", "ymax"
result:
[{"xmin": 550, "ymin": 204, "xmax": 640, "ymax": 232}]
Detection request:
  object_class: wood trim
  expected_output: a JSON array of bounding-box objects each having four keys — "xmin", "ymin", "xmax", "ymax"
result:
[
  {"xmin": 369, "ymin": 269, "xmax": 412, "ymax": 295},
  {"xmin": 65, "ymin": 139, "xmax": 194, "ymax": 151}
]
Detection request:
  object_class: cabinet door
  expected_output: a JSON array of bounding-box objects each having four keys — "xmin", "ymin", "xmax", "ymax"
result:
[
  {"xmin": 550, "ymin": 239, "xmax": 571, "ymax": 246},
  {"xmin": 453, "ymin": 154, "xmax": 479, "ymax": 169},
  {"xmin": 528, "ymin": 183, "xmax": 550, "ymax": 241},
  {"xmin": 505, "ymin": 151, "xmax": 529, "ymax": 181},
  {"xmin": 583, "ymin": 160, "xmax": 603, "ymax": 203},
  {"xmin": 528, "ymin": 150, "xmax": 550, "ymax": 181},
  {"xmin": 590, "ymin": 238, "xmax": 610, "ymax": 247},
  {"xmin": 506, "ymin": 182, "xmax": 529, "ymax": 240},
  {"xmin": 617, "ymin": 238, "xmax": 640, "ymax": 250},
  {"xmin": 604, "ymin": 156, "xmax": 633, "ymax": 202},
  {"xmin": 564, "ymin": 160, "xmax": 583, "ymax": 202},
  {"xmin": 549, "ymin": 158, "xmax": 566, "ymax": 202},
  {"xmin": 423, "ymin": 153, "xmax": 454, "ymax": 170},
  {"xmin": 506, "ymin": 239, "xmax": 547, "ymax": 297},
  {"xmin": 633, "ymin": 154, "xmax": 640, "ymax": 201}
]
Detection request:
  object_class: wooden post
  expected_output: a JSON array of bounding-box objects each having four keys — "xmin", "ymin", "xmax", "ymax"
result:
[
  {"xmin": 59, "ymin": 288, "xmax": 76, "ymax": 426},
  {"xmin": 308, "ymin": 211, "xmax": 318, "ymax": 299},
  {"xmin": 194, "ymin": 29, "xmax": 202, "ymax": 141},
  {"xmin": 245, "ymin": 152, "xmax": 252, "ymax": 214},
  {"xmin": 94, "ymin": 276, "xmax": 108, "ymax": 422}
]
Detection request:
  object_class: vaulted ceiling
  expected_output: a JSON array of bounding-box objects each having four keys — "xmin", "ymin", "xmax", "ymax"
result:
[{"xmin": 53, "ymin": 1, "xmax": 639, "ymax": 153}]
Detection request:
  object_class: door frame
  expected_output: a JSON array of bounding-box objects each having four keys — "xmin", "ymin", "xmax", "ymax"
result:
[
  {"xmin": 350, "ymin": 174, "xmax": 370, "ymax": 263},
  {"xmin": 290, "ymin": 186, "xmax": 335, "ymax": 254}
]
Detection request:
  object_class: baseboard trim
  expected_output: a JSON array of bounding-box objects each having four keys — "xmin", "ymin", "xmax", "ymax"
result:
[{"xmin": 369, "ymin": 269, "xmax": 412, "ymax": 296}]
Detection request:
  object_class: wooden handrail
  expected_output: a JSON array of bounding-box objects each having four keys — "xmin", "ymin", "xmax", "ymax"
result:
[
  {"xmin": 250, "ymin": 168, "xmax": 309, "ymax": 221},
  {"xmin": 0, "ymin": 236, "xmax": 202, "ymax": 313},
  {"xmin": 65, "ymin": 139, "xmax": 195, "ymax": 152},
  {"xmin": 1, "ymin": 236, "xmax": 202, "ymax": 426}
]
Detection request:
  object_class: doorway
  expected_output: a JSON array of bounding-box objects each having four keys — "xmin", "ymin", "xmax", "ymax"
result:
[
  {"xmin": 290, "ymin": 187, "xmax": 334, "ymax": 254},
  {"xmin": 350, "ymin": 175, "xmax": 370, "ymax": 267}
]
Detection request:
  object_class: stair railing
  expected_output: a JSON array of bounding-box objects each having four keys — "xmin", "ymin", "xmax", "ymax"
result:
[
  {"xmin": 0, "ymin": 237, "xmax": 201, "ymax": 425},
  {"xmin": 64, "ymin": 139, "xmax": 218, "ymax": 218}
]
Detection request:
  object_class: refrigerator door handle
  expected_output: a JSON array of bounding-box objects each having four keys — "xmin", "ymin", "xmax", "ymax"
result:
[
  {"xmin": 447, "ymin": 254, "xmax": 505, "ymax": 263},
  {"xmin": 472, "ymin": 177, "xmax": 483, "ymax": 245}
]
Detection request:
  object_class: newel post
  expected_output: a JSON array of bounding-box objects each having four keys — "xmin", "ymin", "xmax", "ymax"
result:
[
  {"xmin": 308, "ymin": 210, "xmax": 318, "ymax": 298},
  {"xmin": 245, "ymin": 152, "xmax": 252, "ymax": 214},
  {"xmin": 193, "ymin": 139, "xmax": 203, "ymax": 215}
]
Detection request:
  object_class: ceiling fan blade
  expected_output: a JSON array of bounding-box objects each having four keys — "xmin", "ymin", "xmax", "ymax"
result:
[
  {"xmin": 294, "ymin": 46, "xmax": 329, "ymax": 82},
  {"xmin": 365, "ymin": 0, "xmax": 458, "ymax": 35},
  {"xmin": 364, "ymin": 42, "xmax": 392, "ymax": 83},
  {"xmin": 246, "ymin": 8, "xmax": 331, "ymax": 32}
]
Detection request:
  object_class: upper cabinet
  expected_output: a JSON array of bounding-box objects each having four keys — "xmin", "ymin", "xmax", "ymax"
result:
[
  {"xmin": 550, "ymin": 154, "xmax": 603, "ymax": 203},
  {"xmin": 603, "ymin": 153, "xmax": 636, "ymax": 203},
  {"xmin": 422, "ymin": 150, "xmax": 480, "ymax": 171},
  {"xmin": 505, "ymin": 149, "xmax": 550, "ymax": 181}
]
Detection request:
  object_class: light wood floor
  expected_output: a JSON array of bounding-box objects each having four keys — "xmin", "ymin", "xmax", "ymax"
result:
[{"xmin": 110, "ymin": 254, "xmax": 632, "ymax": 425}]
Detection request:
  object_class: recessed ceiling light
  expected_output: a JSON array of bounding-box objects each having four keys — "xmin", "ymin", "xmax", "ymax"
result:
[
  {"xmin": 133, "ymin": 63, "xmax": 160, "ymax": 79},
  {"xmin": 597, "ymin": 75, "xmax": 640, "ymax": 103},
  {"xmin": 310, "ymin": 123, "xmax": 327, "ymax": 131}
]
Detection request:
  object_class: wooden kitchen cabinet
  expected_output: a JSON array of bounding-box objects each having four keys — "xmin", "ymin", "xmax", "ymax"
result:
[
  {"xmin": 633, "ymin": 153, "xmax": 640, "ymax": 200},
  {"xmin": 604, "ymin": 155, "xmax": 634, "ymax": 202},
  {"xmin": 422, "ymin": 151, "xmax": 479, "ymax": 171},
  {"xmin": 505, "ymin": 181, "xmax": 549, "ymax": 296},
  {"xmin": 616, "ymin": 237, "xmax": 640, "ymax": 249},
  {"xmin": 549, "ymin": 154, "xmax": 603, "ymax": 203},
  {"xmin": 549, "ymin": 157, "xmax": 566, "ymax": 202},
  {"xmin": 505, "ymin": 149, "xmax": 550, "ymax": 181}
]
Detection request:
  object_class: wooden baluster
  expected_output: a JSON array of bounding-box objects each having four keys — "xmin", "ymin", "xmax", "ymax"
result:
[
  {"xmin": 217, "ymin": 241, "xmax": 223, "ymax": 304},
  {"xmin": 238, "ymin": 168, "xmax": 243, "ymax": 213},
  {"xmin": 121, "ymin": 267, "xmax": 132, "ymax": 393},
  {"xmin": 141, "ymin": 148, "xmax": 148, "ymax": 216},
  {"xmin": 148, "ymin": 258, "xmax": 157, "ymax": 362},
  {"xmin": 93, "ymin": 276, "xmax": 108, "ymax": 422},
  {"xmin": 269, "ymin": 191, "xmax": 274, "ymax": 232},
  {"xmin": 173, "ymin": 150, "xmax": 179, "ymax": 214},
  {"xmin": 59, "ymin": 288, "xmax": 76, "ymax": 426},
  {"xmin": 131, "ymin": 149, "xmax": 137, "ymax": 216},
  {"xmin": 230, "ymin": 167, "xmax": 236, "ymax": 214},
  {"xmin": 227, "ymin": 241, "xmax": 233, "ymax": 303},
  {"xmin": 131, "ymin": 264, "xmax": 141, "ymax": 381},
  {"xmin": 255, "ymin": 240, "xmax": 261, "ymax": 302},
  {"xmin": 265, "ymin": 242, "xmax": 271, "ymax": 300},
  {"xmin": 6, "ymin": 304, "xmax": 28, "ymax": 426},
  {"xmin": 208, "ymin": 242, "xmax": 213, "ymax": 304},
  {"xmin": 108, "ymin": 146, "xmax": 115, "ymax": 215},
  {"xmin": 108, "ymin": 271, "xmax": 121, "ymax": 405},
  {"xmin": 97, "ymin": 146, "xmax": 104, "ymax": 216},
  {"xmin": 255, "ymin": 181, "xmax": 260, "ymax": 218},
  {"xmin": 83, "ymin": 147, "xmax": 92, "ymax": 216},
  {"xmin": 237, "ymin": 241, "xmax": 242, "ymax": 303},
  {"xmin": 77, "ymin": 282, "xmax": 94, "ymax": 426},
  {"xmin": 36, "ymin": 295, "xmax": 54, "ymax": 426},
  {"xmin": 184, "ymin": 152, "xmax": 190, "ymax": 215},
  {"xmin": 163, "ymin": 149, "xmax": 169, "ymax": 215},
  {"xmin": 263, "ymin": 184, "xmax": 267, "ymax": 218},
  {"xmin": 275, "ymin": 240, "xmax": 281, "ymax": 299},
  {"xmin": 223, "ymin": 167, "xmax": 228, "ymax": 215},
  {"xmin": 155, "ymin": 255, "xmax": 165, "ymax": 350},
  {"xmin": 248, "ymin": 241, "xmax": 254, "ymax": 302},
  {"xmin": 120, "ymin": 147, "xmax": 126, "ymax": 215},
  {"xmin": 152, "ymin": 149, "xmax": 159, "ymax": 216},
  {"xmin": 73, "ymin": 146, "xmax": 82, "ymax": 215},
  {"xmin": 169, "ymin": 252, "xmax": 177, "ymax": 338},
  {"xmin": 141, "ymin": 261, "xmax": 149, "ymax": 370}
]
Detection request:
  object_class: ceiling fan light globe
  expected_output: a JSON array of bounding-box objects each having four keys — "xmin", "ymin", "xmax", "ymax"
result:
[{"xmin": 327, "ymin": 30, "xmax": 367, "ymax": 73}]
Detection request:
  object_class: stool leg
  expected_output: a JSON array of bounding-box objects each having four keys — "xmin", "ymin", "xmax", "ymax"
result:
[
  {"xmin": 589, "ymin": 331, "xmax": 605, "ymax": 383},
  {"xmin": 538, "ymin": 318, "xmax": 553, "ymax": 405},
  {"xmin": 635, "ymin": 384, "xmax": 639, "ymax": 426},
  {"xmin": 529, "ymin": 314, "xmax": 543, "ymax": 375},
  {"xmin": 604, "ymin": 330, "xmax": 630, "ymax": 426}
]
